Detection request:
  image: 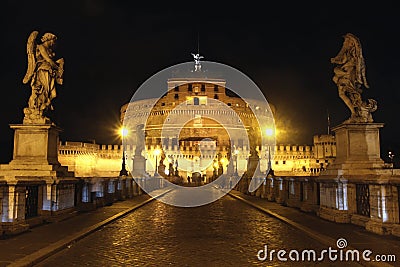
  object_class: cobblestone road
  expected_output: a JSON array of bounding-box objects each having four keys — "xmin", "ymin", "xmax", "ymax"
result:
[{"xmin": 36, "ymin": 189, "xmax": 360, "ymax": 267}]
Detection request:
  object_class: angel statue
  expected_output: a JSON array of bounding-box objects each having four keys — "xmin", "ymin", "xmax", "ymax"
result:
[
  {"xmin": 331, "ymin": 33, "xmax": 377, "ymax": 123},
  {"xmin": 22, "ymin": 31, "xmax": 64, "ymax": 124},
  {"xmin": 191, "ymin": 53, "xmax": 204, "ymax": 72}
]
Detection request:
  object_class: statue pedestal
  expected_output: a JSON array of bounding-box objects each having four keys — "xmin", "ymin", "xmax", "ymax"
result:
[
  {"xmin": 328, "ymin": 122, "xmax": 384, "ymax": 171},
  {"xmin": 132, "ymin": 155, "xmax": 147, "ymax": 177},
  {"xmin": 0, "ymin": 123, "xmax": 76, "ymax": 235},
  {"xmin": 9, "ymin": 123, "xmax": 61, "ymax": 166},
  {"xmin": 318, "ymin": 122, "xmax": 386, "ymax": 224}
]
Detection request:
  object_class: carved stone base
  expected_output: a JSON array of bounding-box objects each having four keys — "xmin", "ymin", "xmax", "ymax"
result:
[
  {"xmin": 23, "ymin": 108, "xmax": 51, "ymax": 124},
  {"xmin": 331, "ymin": 122, "xmax": 384, "ymax": 168},
  {"xmin": 9, "ymin": 123, "xmax": 61, "ymax": 166}
]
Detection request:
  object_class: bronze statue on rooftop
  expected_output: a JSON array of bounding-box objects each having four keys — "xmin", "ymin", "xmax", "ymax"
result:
[
  {"xmin": 331, "ymin": 33, "xmax": 377, "ymax": 123},
  {"xmin": 22, "ymin": 31, "xmax": 64, "ymax": 124}
]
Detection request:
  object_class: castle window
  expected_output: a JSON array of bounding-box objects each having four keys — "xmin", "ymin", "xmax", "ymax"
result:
[
  {"xmin": 214, "ymin": 94, "xmax": 219, "ymax": 100},
  {"xmin": 275, "ymin": 161, "xmax": 279, "ymax": 165},
  {"xmin": 172, "ymin": 138, "xmax": 178, "ymax": 146},
  {"xmin": 214, "ymin": 84, "xmax": 219, "ymax": 92},
  {"xmin": 174, "ymin": 85, "xmax": 179, "ymax": 92},
  {"xmin": 188, "ymin": 84, "xmax": 192, "ymax": 92},
  {"xmin": 174, "ymin": 94, "xmax": 179, "ymax": 100},
  {"xmin": 194, "ymin": 97, "xmax": 199, "ymax": 105},
  {"xmin": 163, "ymin": 138, "xmax": 169, "ymax": 147},
  {"xmin": 283, "ymin": 160, "xmax": 286, "ymax": 164},
  {"xmin": 201, "ymin": 84, "xmax": 205, "ymax": 92},
  {"xmin": 199, "ymin": 96, "xmax": 207, "ymax": 105},
  {"xmin": 161, "ymin": 103, "xmax": 165, "ymax": 106}
]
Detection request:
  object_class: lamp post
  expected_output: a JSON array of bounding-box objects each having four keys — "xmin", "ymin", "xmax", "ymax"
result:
[
  {"xmin": 389, "ymin": 151, "xmax": 395, "ymax": 175},
  {"xmin": 154, "ymin": 148, "xmax": 161, "ymax": 177},
  {"xmin": 119, "ymin": 127, "xmax": 128, "ymax": 176},
  {"xmin": 234, "ymin": 146, "xmax": 239, "ymax": 176},
  {"xmin": 220, "ymin": 158, "xmax": 227, "ymax": 174},
  {"xmin": 265, "ymin": 128, "xmax": 274, "ymax": 173},
  {"xmin": 264, "ymin": 127, "xmax": 275, "ymax": 193}
]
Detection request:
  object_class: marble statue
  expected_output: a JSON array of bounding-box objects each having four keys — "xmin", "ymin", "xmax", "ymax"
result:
[
  {"xmin": 22, "ymin": 31, "xmax": 64, "ymax": 123},
  {"xmin": 331, "ymin": 33, "xmax": 377, "ymax": 123}
]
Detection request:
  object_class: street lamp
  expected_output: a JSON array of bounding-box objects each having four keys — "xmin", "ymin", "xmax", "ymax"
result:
[
  {"xmin": 389, "ymin": 151, "xmax": 395, "ymax": 175},
  {"xmin": 154, "ymin": 148, "xmax": 161, "ymax": 176},
  {"xmin": 119, "ymin": 127, "xmax": 128, "ymax": 176},
  {"xmin": 265, "ymin": 128, "xmax": 274, "ymax": 172},
  {"xmin": 234, "ymin": 146, "xmax": 239, "ymax": 175},
  {"xmin": 265, "ymin": 128, "xmax": 274, "ymax": 137}
]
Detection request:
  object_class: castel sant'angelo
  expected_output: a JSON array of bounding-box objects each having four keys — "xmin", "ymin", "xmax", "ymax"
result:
[{"xmin": 58, "ymin": 58, "xmax": 336, "ymax": 181}]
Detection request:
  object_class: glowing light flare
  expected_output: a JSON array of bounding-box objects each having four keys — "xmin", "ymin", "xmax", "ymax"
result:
[
  {"xmin": 119, "ymin": 127, "xmax": 128, "ymax": 137},
  {"xmin": 154, "ymin": 148, "xmax": 161, "ymax": 156},
  {"xmin": 213, "ymin": 161, "xmax": 219, "ymax": 169},
  {"xmin": 220, "ymin": 158, "xmax": 228, "ymax": 165},
  {"xmin": 265, "ymin": 128, "xmax": 274, "ymax": 137}
]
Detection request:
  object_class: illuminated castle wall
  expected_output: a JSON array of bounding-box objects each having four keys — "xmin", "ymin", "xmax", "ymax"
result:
[
  {"xmin": 58, "ymin": 135, "xmax": 335, "ymax": 178},
  {"xmin": 58, "ymin": 78, "xmax": 336, "ymax": 178}
]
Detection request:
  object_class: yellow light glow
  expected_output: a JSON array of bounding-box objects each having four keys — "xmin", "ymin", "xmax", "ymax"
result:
[
  {"xmin": 154, "ymin": 148, "xmax": 161, "ymax": 156},
  {"xmin": 234, "ymin": 149, "xmax": 239, "ymax": 155},
  {"xmin": 120, "ymin": 127, "xmax": 128, "ymax": 137},
  {"xmin": 220, "ymin": 158, "xmax": 227, "ymax": 165},
  {"xmin": 265, "ymin": 128, "xmax": 274, "ymax": 137},
  {"xmin": 213, "ymin": 162, "xmax": 219, "ymax": 168}
]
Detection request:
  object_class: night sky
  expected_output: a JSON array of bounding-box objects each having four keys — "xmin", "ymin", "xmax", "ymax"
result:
[{"xmin": 1, "ymin": 1, "xmax": 399, "ymax": 164}]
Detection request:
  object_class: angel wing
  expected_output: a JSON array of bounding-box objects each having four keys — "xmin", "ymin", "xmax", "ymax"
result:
[
  {"xmin": 22, "ymin": 31, "xmax": 38, "ymax": 84},
  {"xmin": 347, "ymin": 33, "xmax": 369, "ymax": 89}
]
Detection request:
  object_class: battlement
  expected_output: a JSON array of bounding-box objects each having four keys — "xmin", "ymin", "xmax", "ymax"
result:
[
  {"xmin": 275, "ymin": 144, "xmax": 313, "ymax": 153},
  {"xmin": 58, "ymin": 141, "xmax": 319, "ymax": 161}
]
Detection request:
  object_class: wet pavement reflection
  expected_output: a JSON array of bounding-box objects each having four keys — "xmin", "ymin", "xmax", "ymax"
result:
[{"xmin": 37, "ymin": 189, "xmax": 359, "ymax": 266}]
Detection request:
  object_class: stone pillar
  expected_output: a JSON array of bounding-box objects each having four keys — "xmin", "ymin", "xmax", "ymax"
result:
[
  {"xmin": 366, "ymin": 184, "xmax": 398, "ymax": 235},
  {"xmin": 1, "ymin": 185, "xmax": 29, "ymax": 234},
  {"xmin": 392, "ymin": 186, "xmax": 400, "ymax": 237},
  {"xmin": 275, "ymin": 177, "xmax": 286, "ymax": 204},
  {"xmin": 266, "ymin": 178, "xmax": 275, "ymax": 201},
  {"xmin": 318, "ymin": 178, "xmax": 350, "ymax": 223},
  {"xmin": 42, "ymin": 183, "xmax": 53, "ymax": 212}
]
